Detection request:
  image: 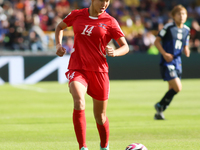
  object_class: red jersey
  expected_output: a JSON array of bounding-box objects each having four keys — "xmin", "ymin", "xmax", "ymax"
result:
[{"xmin": 63, "ymin": 8, "xmax": 124, "ymax": 72}]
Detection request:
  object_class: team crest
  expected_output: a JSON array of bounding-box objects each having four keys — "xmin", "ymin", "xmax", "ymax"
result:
[
  {"xmin": 178, "ymin": 29, "xmax": 182, "ymax": 32},
  {"xmin": 177, "ymin": 33, "xmax": 183, "ymax": 40}
]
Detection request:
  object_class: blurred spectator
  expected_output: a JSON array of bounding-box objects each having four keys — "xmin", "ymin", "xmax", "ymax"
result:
[
  {"xmin": 28, "ymin": 15, "xmax": 48, "ymax": 52},
  {"xmin": 82, "ymin": 0, "xmax": 91, "ymax": 8},
  {"xmin": 63, "ymin": 36, "xmax": 74, "ymax": 54},
  {"xmin": 143, "ymin": 31, "xmax": 156, "ymax": 51},
  {"xmin": 56, "ymin": 0, "xmax": 70, "ymax": 17},
  {"xmin": 0, "ymin": 6, "xmax": 8, "ymax": 48},
  {"xmin": 29, "ymin": 30, "xmax": 43, "ymax": 52},
  {"xmin": 38, "ymin": 7, "xmax": 49, "ymax": 31},
  {"xmin": 190, "ymin": 20, "xmax": 200, "ymax": 52},
  {"xmin": 124, "ymin": 0, "xmax": 140, "ymax": 9},
  {"xmin": 143, "ymin": 30, "xmax": 159, "ymax": 55}
]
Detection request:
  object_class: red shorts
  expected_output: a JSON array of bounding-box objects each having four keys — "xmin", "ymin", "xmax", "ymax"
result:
[{"xmin": 65, "ymin": 70, "xmax": 110, "ymax": 101}]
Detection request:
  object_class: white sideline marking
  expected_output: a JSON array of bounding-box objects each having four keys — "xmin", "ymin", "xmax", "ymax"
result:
[
  {"xmin": 12, "ymin": 85, "xmax": 47, "ymax": 93},
  {"xmin": 12, "ymin": 85, "xmax": 67, "ymax": 93}
]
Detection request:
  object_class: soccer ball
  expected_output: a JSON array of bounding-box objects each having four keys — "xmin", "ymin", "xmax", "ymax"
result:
[{"xmin": 125, "ymin": 143, "xmax": 148, "ymax": 150}]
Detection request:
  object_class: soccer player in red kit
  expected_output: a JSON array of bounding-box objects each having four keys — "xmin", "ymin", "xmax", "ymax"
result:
[{"xmin": 55, "ymin": 0, "xmax": 129, "ymax": 150}]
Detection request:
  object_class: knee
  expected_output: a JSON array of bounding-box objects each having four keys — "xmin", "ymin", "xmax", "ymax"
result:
[
  {"xmin": 73, "ymin": 98, "xmax": 85, "ymax": 110},
  {"xmin": 174, "ymin": 85, "xmax": 182, "ymax": 93},
  {"xmin": 177, "ymin": 87, "xmax": 182, "ymax": 93},
  {"xmin": 94, "ymin": 113, "xmax": 107, "ymax": 125}
]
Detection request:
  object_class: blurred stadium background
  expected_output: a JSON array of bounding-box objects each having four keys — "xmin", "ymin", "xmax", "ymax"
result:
[
  {"xmin": 0, "ymin": 1, "xmax": 200, "ymax": 149},
  {"xmin": 0, "ymin": 0, "xmax": 200, "ymax": 84}
]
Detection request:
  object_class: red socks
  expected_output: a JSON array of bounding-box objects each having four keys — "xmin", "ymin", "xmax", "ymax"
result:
[
  {"xmin": 73, "ymin": 109, "xmax": 109, "ymax": 149},
  {"xmin": 73, "ymin": 109, "xmax": 87, "ymax": 149},
  {"xmin": 96, "ymin": 117, "xmax": 109, "ymax": 148}
]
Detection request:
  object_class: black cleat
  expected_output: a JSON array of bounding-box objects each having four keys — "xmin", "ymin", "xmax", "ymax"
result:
[
  {"xmin": 154, "ymin": 113, "xmax": 165, "ymax": 120},
  {"xmin": 154, "ymin": 103, "xmax": 165, "ymax": 120}
]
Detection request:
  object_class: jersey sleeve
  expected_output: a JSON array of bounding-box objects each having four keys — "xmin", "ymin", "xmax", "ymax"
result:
[
  {"xmin": 183, "ymin": 25, "xmax": 190, "ymax": 47},
  {"xmin": 185, "ymin": 33, "xmax": 190, "ymax": 46},
  {"xmin": 63, "ymin": 10, "xmax": 79, "ymax": 27},
  {"xmin": 158, "ymin": 28, "xmax": 167, "ymax": 39},
  {"xmin": 158, "ymin": 23, "xmax": 173, "ymax": 39},
  {"xmin": 110, "ymin": 18, "xmax": 125, "ymax": 41}
]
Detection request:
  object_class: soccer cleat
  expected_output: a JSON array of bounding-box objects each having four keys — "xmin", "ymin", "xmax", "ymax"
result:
[
  {"xmin": 154, "ymin": 103, "xmax": 165, "ymax": 120},
  {"xmin": 100, "ymin": 143, "xmax": 109, "ymax": 150},
  {"xmin": 80, "ymin": 147, "xmax": 88, "ymax": 150},
  {"xmin": 154, "ymin": 113, "xmax": 165, "ymax": 120}
]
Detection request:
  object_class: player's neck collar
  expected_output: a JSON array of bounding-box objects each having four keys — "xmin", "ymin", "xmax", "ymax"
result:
[
  {"xmin": 89, "ymin": 16, "xmax": 98, "ymax": 19},
  {"xmin": 87, "ymin": 8, "xmax": 105, "ymax": 19}
]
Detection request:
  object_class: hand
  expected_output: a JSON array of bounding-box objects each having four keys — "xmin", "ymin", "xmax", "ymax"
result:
[
  {"xmin": 105, "ymin": 45, "xmax": 115, "ymax": 57},
  {"xmin": 56, "ymin": 44, "xmax": 66, "ymax": 57},
  {"xmin": 163, "ymin": 53, "xmax": 174, "ymax": 62}
]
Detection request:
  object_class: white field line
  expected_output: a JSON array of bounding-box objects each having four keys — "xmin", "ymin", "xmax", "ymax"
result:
[
  {"xmin": 12, "ymin": 85, "xmax": 67, "ymax": 93},
  {"xmin": 12, "ymin": 85, "xmax": 47, "ymax": 93}
]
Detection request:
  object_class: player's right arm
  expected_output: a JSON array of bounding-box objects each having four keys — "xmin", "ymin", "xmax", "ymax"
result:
[
  {"xmin": 55, "ymin": 21, "xmax": 68, "ymax": 57},
  {"xmin": 154, "ymin": 36, "xmax": 174, "ymax": 62}
]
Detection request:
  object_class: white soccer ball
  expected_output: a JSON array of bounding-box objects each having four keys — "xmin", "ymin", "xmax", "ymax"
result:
[{"xmin": 125, "ymin": 143, "xmax": 148, "ymax": 150}]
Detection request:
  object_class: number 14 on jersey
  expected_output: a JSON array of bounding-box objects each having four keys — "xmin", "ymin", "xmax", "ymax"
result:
[{"xmin": 81, "ymin": 25, "xmax": 95, "ymax": 36}]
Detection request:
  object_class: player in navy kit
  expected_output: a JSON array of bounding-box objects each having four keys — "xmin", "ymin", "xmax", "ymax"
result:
[{"xmin": 154, "ymin": 5, "xmax": 190, "ymax": 120}]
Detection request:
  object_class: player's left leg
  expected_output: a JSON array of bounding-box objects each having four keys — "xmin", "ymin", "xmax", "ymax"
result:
[
  {"xmin": 93, "ymin": 99, "xmax": 109, "ymax": 150},
  {"xmin": 87, "ymin": 71, "xmax": 109, "ymax": 149}
]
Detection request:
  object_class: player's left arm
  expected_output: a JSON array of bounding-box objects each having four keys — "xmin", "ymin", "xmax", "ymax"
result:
[
  {"xmin": 183, "ymin": 33, "xmax": 190, "ymax": 57},
  {"xmin": 183, "ymin": 45, "xmax": 190, "ymax": 57},
  {"xmin": 105, "ymin": 37, "xmax": 129, "ymax": 57}
]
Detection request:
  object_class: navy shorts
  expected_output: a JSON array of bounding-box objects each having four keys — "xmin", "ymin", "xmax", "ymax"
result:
[{"xmin": 160, "ymin": 65, "xmax": 182, "ymax": 81}]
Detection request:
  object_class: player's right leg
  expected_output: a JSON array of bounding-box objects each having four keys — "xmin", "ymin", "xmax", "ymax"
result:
[
  {"xmin": 168, "ymin": 77, "xmax": 182, "ymax": 93},
  {"xmin": 66, "ymin": 69, "xmax": 89, "ymax": 150},
  {"xmin": 155, "ymin": 65, "xmax": 182, "ymax": 120},
  {"xmin": 159, "ymin": 77, "xmax": 181, "ymax": 110},
  {"xmin": 69, "ymin": 81, "xmax": 87, "ymax": 110},
  {"xmin": 155, "ymin": 77, "xmax": 181, "ymax": 120},
  {"xmin": 70, "ymin": 81, "xmax": 88, "ymax": 149}
]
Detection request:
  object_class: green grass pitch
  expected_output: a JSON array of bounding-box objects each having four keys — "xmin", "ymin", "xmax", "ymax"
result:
[{"xmin": 0, "ymin": 79, "xmax": 200, "ymax": 150}]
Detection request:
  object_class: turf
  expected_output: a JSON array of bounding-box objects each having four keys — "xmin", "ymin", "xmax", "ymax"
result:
[{"xmin": 0, "ymin": 79, "xmax": 200, "ymax": 150}]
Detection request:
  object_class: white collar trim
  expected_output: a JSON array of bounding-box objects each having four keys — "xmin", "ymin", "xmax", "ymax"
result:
[{"xmin": 89, "ymin": 16, "xmax": 98, "ymax": 19}]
